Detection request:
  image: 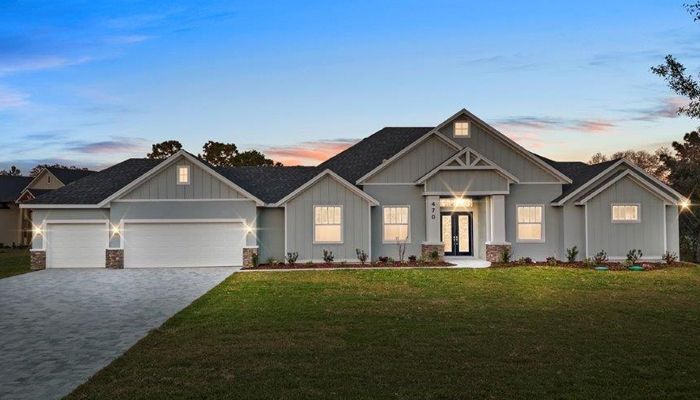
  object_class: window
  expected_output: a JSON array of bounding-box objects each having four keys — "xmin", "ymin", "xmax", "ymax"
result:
[
  {"xmin": 314, "ymin": 206, "xmax": 342, "ymax": 243},
  {"xmin": 383, "ymin": 206, "xmax": 410, "ymax": 242},
  {"xmin": 454, "ymin": 121, "xmax": 470, "ymax": 137},
  {"xmin": 177, "ymin": 165, "xmax": 190, "ymax": 185},
  {"xmin": 611, "ymin": 204, "xmax": 640, "ymax": 223},
  {"xmin": 517, "ymin": 205, "xmax": 544, "ymax": 242}
]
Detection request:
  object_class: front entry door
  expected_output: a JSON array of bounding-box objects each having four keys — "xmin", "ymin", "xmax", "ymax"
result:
[{"xmin": 441, "ymin": 212, "xmax": 473, "ymax": 256}]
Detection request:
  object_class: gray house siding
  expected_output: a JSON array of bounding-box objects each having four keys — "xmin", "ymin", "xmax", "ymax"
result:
[
  {"xmin": 109, "ymin": 201, "xmax": 257, "ymax": 248},
  {"xmin": 31, "ymin": 209, "xmax": 111, "ymax": 250},
  {"xmin": 561, "ymin": 204, "xmax": 586, "ymax": 261},
  {"xmin": 505, "ymin": 184, "xmax": 563, "ymax": 261},
  {"xmin": 586, "ymin": 176, "xmax": 665, "ymax": 259},
  {"xmin": 0, "ymin": 207, "xmax": 20, "ymax": 246},
  {"xmin": 439, "ymin": 117, "xmax": 560, "ymax": 183},
  {"xmin": 257, "ymin": 207, "xmax": 285, "ymax": 262},
  {"xmin": 365, "ymin": 135, "xmax": 456, "ymax": 184},
  {"xmin": 666, "ymin": 206, "xmax": 680, "ymax": 256},
  {"xmin": 123, "ymin": 159, "xmax": 246, "ymax": 200},
  {"xmin": 285, "ymin": 175, "xmax": 371, "ymax": 262},
  {"xmin": 424, "ymin": 170, "xmax": 509, "ymax": 194},
  {"xmin": 364, "ymin": 185, "xmax": 426, "ymax": 260}
]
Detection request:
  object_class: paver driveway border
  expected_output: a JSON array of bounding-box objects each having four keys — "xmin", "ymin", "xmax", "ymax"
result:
[{"xmin": 0, "ymin": 267, "xmax": 236, "ymax": 400}]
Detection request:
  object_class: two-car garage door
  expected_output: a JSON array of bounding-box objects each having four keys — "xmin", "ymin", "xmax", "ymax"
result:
[
  {"xmin": 45, "ymin": 220, "xmax": 244, "ymax": 268},
  {"xmin": 123, "ymin": 221, "xmax": 244, "ymax": 268}
]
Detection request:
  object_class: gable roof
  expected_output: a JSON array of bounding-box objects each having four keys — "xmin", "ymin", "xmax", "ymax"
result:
[
  {"xmin": 26, "ymin": 159, "xmax": 164, "ymax": 205},
  {"xmin": 574, "ymin": 169, "xmax": 679, "ymax": 205},
  {"xmin": 273, "ymin": 169, "xmax": 379, "ymax": 206},
  {"xmin": 415, "ymin": 146, "xmax": 520, "ymax": 184},
  {"xmin": 45, "ymin": 167, "xmax": 96, "ymax": 185},
  {"xmin": 535, "ymin": 156, "xmax": 620, "ymax": 203},
  {"xmin": 319, "ymin": 127, "xmax": 434, "ymax": 184},
  {"xmin": 0, "ymin": 175, "xmax": 32, "ymax": 203},
  {"xmin": 217, "ymin": 166, "xmax": 319, "ymax": 204}
]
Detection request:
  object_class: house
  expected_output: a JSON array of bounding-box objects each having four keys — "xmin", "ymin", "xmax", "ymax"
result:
[
  {"xmin": 0, "ymin": 175, "xmax": 33, "ymax": 247},
  {"xmin": 10, "ymin": 167, "xmax": 97, "ymax": 246},
  {"xmin": 22, "ymin": 109, "xmax": 685, "ymax": 269}
]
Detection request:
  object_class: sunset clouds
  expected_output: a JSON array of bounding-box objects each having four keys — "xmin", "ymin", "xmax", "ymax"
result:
[{"xmin": 261, "ymin": 139, "xmax": 358, "ymax": 166}]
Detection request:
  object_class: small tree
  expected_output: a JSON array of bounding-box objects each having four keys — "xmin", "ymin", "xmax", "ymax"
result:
[
  {"xmin": 593, "ymin": 250, "xmax": 608, "ymax": 265},
  {"xmin": 626, "ymin": 249, "xmax": 643, "ymax": 265},
  {"xmin": 0, "ymin": 165, "xmax": 21, "ymax": 176},
  {"xmin": 286, "ymin": 252, "xmax": 298, "ymax": 265},
  {"xmin": 355, "ymin": 248, "xmax": 368, "ymax": 265},
  {"xmin": 322, "ymin": 249, "xmax": 334, "ymax": 264},
  {"xmin": 566, "ymin": 246, "xmax": 579, "ymax": 263}
]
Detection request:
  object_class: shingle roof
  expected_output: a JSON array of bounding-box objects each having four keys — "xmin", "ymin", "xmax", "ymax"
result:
[
  {"xmin": 28, "ymin": 159, "xmax": 164, "ymax": 204},
  {"xmin": 46, "ymin": 167, "xmax": 96, "ymax": 184},
  {"xmin": 217, "ymin": 166, "xmax": 319, "ymax": 203},
  {"xmin": 319, "ymin": 127, "xmax": 434, "ymax": 183},
  {"xmin": 534, "ymin": 155, "xmax": 620, "ymax": 203},
  {"xmin": 0, "ymin": 175, "xmax": 32, "ymax": 203}
]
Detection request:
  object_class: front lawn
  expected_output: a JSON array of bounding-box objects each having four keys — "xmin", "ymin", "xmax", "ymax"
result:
[
  {"xmin": 0, "ymin": 248, "xmax": 31, "ymax": 279},
  {"xmin": 68, "ymin": 267, "xmax": 700, "ymax": 399}
]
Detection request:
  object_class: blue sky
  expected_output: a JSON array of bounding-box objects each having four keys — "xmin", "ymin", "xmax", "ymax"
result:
[{"xmin": 1, "ymin": 0, "xmax": 699, "ymax": 172}]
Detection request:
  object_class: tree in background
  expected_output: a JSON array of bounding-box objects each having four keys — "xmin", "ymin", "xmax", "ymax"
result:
[
  {"xmin": 233, "ymin": 150, "xmax": 282, "ymax": 167},
  {"xmin": 200, "ymin": 141, "xmax": 238, "ymax": 167},
  {"xmin": 0, "ymin": 166, "xmax": 22, "ymax": 176},
  {"xmin": 147, "ymin": 140, "xmax": 182, "ymax": 159},
  {"xmin": 659, "ymin": 130, "xmax": 700, "ymax": 262},
  {"xmin": 588, "ymin": 149, "xmax": 671, "ymax": 181},
  {"xmin": 651, "ymin": 2, "xmax": 700, "ymax": 118},
  {"xmin": 28, "ymin": 164, "xmax": 88, "ymax": 177}
]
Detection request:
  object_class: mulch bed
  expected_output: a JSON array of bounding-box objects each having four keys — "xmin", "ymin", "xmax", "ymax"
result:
[
  {"xmin": 490, "ymin": 261, "xmax": 692, "ymax": 271},
  {"xmin": 243, "ymin": 261, "xmax": 455, "ymax": 270}
]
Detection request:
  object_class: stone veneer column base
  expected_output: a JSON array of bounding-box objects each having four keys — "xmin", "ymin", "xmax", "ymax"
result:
[
  {"xmin": 30, "ymin": 250, "xmax": 46, "ymax": 270},
  {"xmin": 243, "ymin": 247, "xmax": 258, "ymax": 268},
  {"xmin": 485, "ymin": 243, "xmax": 512, "ymax": 263},
  {"xmin": 106, "ymin": 249, "xmax": 124, "ymax": 269},
  {"xmin": 421, "ymin": 243, "xmax": 444, "ymax": 262}
]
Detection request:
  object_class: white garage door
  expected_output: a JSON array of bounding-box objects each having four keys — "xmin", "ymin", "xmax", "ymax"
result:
[
  {"xmin": 124, "ymin": 221, "xmax": 244, "ymax": 268},
  {"xmin": 46, "ymin": 223, "xmax": 107, "ymax": 268}
]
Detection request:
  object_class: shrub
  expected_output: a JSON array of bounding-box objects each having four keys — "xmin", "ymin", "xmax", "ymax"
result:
[
  {"xmin": 430, "ymin": 250, "xmax": 439, "ymax": 261},
  {"xmin": 517, "ymin": 256, "xmax": 533, "ymax": 264},
  {"xmin": 251, "ymin": 252, "xmax": 259, "ymax": 267},
  {"xmin": 663, "ymin": 251, "xmax": 678, "ymax": 265},
  {"xmin": 566, "ymin": 246, "xmax": 579, "ymax": 263},
  {"xmin": 355, "ymin": 249, "xmax": 368, "ymax": 265},
  {"xmin": 286, "ymin": 252, "xmax": 298, "ymax": 265},
  {"xmin": 322, "ymin": 249, "xmax": 334, "ymax": 263},
  {"xmin": 500, "ymin": 247, "xmax": 513, "ymax": 263},
  {"xmin": 408, "ymin": 255, "xmax": 417, "ymax": 263},
  {"xmin": 593, "ymin": 250, "xmax": 608, "ymax": 265},
  {"xmin": 546, "ymin": 257, "xmax": 558, "ymax": 266},
  {"xmin": 626, "ymin": 249, "xmax": 643, "ymax": 265},
  {"xmin": 378, "ymin": 256, "xmax": 389, "ymax": 263},
  {"xmin": 266, "ymin": 257, "xmax": 277, "ymax": 265},
  {"xmin": 387, "ymin": 257, "xmax": 395, "ymax": 263}
]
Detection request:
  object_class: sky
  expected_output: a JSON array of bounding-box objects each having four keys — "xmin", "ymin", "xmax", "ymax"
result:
[{"xmin": 1, "ymin": 0, "xmax": 699, "ymax": 172}]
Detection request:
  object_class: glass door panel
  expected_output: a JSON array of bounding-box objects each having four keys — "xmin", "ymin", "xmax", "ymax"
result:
[
  {"xmin": 442, "ymin": 215, "xmax": 452, "ymax": 254},
  {"xmin": 458, "ymin": 214, "xmax": 470, "ymax": 253}
]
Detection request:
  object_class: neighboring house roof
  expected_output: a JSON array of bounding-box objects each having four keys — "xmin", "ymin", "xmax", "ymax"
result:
[
  {"xmin": 217, "ymin": 166, "xmax": 320, "ymax": 204},
  {"xmin": 45, "ymin": 167, "xmax": 96, "ymax": 185},
  {"xmin": 0, "ymin": 175, "xmax": 32, "ymax": 203},
  {"xmin": 25, "ymin": 188, "xmax": 54, "ymax": 198},
  {"xmin": 318, "ymin": 127, "xmax": 433, "ymax": 184},
  {"xmin": 27, "ymin": 159, "xmax": 164, "ymax": 204}
]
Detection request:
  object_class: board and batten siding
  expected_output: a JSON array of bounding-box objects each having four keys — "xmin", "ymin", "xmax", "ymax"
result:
[
  {"xmin": 122, "ymin": 159, "xmax": 246, "ymax": 200},
  {"xmin": 365, "ymin": 135, "xmax": 457, "ymax": 184},
  {"xmin": 257, "ymin": 207, "xmax": 285, "ymax": 262},
  {"xmin": 425, "ymin": 170, "xmax": 509, "ymax": 194},
  {"xmin": 30, "ymin": 170, "xmax": 65, "ymax": 190},
  {"xmin": 285, "ymin": 175, "xmax": 371, "ymax": 262},
  {"xmin": 31, "ymin": 209, "xmax": 110, "ymax": 250},
  {"xmin": 586, "ymin": 176, "xmax": 665, "ymax": 258},
  {"xmin": 439, "ymin": 117, "xmax": 560, "ymax": 183},
  {"xmin": 505, "ymin": 184, "xmax": 563, "ymax": 261}
]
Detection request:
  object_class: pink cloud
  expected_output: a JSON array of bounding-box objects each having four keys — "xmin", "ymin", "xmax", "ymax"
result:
[{"xmin": 262, "ymin": 139, "xmax": 358, "ymax": 166}]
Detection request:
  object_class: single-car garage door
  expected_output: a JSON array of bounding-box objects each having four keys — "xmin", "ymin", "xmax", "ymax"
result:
[
  {"xmin": 46, "ymin": 223, "xmax": 107, "ymax": 268},
  {"xmin": 123, "ymin": 221, "xmax": 244, "ymax": 268}
]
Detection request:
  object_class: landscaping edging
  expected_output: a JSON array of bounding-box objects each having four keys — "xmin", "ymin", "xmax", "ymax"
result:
[
  {"xmin": 490, "ymin": 261, "xmax": 693, "ymax": 271},
  {"xmin": 243, "ymin": 261, "xmax": 454, "ymax": 270}
]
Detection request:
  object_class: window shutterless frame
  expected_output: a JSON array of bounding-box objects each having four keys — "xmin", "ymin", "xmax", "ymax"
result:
[
  {"xmin": 312, "ymin": 205, "xmax": 343, "ymax": 244},
  {"xmin": 515, "ymin": 204, "xmax": 545, "ymax": 243},
  {"xmin": 382, "ymin": 205, "xmax": 411, "ymax": 243},
  {"xmin": 611, "ymin": 203, "xmax": 641, "ymax": 223},
  {"xmin": 177, "ymin": 165, "xmax": 190, "ymax": 185}
]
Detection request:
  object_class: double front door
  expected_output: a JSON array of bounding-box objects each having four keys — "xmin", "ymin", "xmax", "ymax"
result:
[{"xmin": 441, "ymin": 212, "xmax": 473, "ymax": 256}]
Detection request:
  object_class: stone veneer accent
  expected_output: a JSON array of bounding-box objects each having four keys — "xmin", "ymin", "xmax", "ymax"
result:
[
  {"xmin": 485, "ymin": 243, "xmax": 512, "ymax": 263},
  {"xmin": 243, "ymin": 247, "xmax": 258, "ymax": 268},
  {"xmin": 30, "ymin": 250, "xmax": 46, "ymax": 270},
  {"xmin": 421, "ymin": 243, "xmax": 444, "ymax": 262},
  {"xmin": 106, "ymin": 249, "xmax": 124, "ymax": 269}
]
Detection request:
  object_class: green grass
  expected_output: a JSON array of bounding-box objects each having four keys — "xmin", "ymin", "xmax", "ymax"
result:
[
  {"xmin": 68, "ymin": 267, "xmax": 700, "ymax": 400},
  {"xmin": 0, "ymin": 248, "xmax": 31, "ymax": 279}
]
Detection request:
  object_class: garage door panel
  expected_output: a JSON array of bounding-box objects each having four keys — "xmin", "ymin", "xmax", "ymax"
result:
[
  {"xmin": 47, "ymin": 224, "xmax": 106, "ymax": 269},
  {"xmin": 124, "ymin": 222, "xmax": 244, "ymax": 268}
]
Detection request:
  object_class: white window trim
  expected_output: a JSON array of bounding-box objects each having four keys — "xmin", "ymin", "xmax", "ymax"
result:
[
  {"xmin": 382, "ymin": 205, "xmax": 411, "ymax": 244},
  {"xmin": 611, "ymin": 203, "xmax": 641, "ymax": 223},
  {"xmin": 313, "ymin": 205, "xmax": 343, "ymax": 244},
  {"xmin": 516, "ymin": 204, "xmax": 545, "ymax": 243},
  {"xmin": 177, "ymin": 165, "xmax": 190, "ymax": 185},
  {"xmin": 453, "ymin": 120, "xmax": 470, "ymax": 137}
]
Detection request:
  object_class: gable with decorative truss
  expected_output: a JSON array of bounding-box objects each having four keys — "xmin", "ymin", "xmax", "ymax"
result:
[{"xmin": 416, "ymin": 147, "xmax": 520, "ymax": 184}]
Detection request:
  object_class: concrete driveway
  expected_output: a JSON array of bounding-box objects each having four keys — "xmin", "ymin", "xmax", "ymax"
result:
[{"xmin": 0, "ymin": 267, "xmax": 236, "ymax": 400}]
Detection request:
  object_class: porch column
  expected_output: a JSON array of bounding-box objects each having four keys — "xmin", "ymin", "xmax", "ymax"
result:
[
  {"xmin": 422, "ymin": 195, "xmax": 444, "ymax": 260},
  {"xmin": 485, "ymin": 194, "xmax": 511, "ymax": 262}
]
